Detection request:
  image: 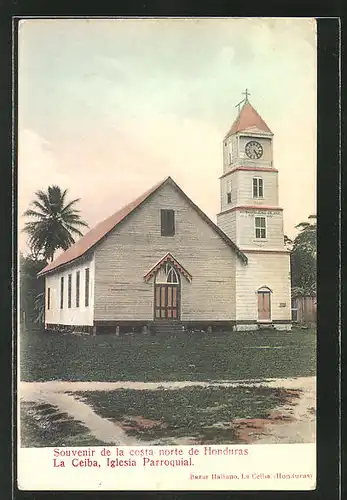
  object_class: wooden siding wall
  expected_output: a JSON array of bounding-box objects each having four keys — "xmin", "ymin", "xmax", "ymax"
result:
[
  {"xmin": 44, "ymin": 254, "xmax": 95, "ymax": 327},
  {"xmin": 219, "ymin": 170, "xmax": 279, "ymax": 214},
  {"xmin": 217, "ymin": 211, "xmax": 237, "ymax": 243},
  {"xmin": 94, "ymin": 183, "xmax": 237, "ymax": 322},
  {"xmin": 217, "ymin": 210, "xmax": 284, "ymax": 249},
  {"xmin": 235, "ymin": 252, "xmax": 291, "ymax": 321},
  {"xmin": 235, "ymin": 210, "xmax": 285, "ymax": 248},
  {"xmin": 293, "ymin": 296, "xmax": 316, "ymax": 324}
]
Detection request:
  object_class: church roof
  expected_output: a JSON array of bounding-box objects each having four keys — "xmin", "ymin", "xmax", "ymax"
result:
[
  {"xmin": 226, "ymin": 101, "xmax": 273, "ymax": 137},
  {"xmin": 38, "ymin": 177, "xmax": 247, "ymax": 276}
]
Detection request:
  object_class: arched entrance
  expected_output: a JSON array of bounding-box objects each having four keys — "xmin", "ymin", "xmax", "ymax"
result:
[
  {"xmin": 257, "ymin": 286, "xmax": 272, "ymax": 321},
  {"xmin": 154, "ymin": 263, "xmax": 180, "ymax": 320}
]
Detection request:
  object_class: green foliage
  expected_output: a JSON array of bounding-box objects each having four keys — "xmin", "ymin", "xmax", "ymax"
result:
[
  {"xmin": 22, "ymin": 185, "xmax": 89, "ymax": 262},
  {"xmin": 20, "ymin": 254, "xmax": 47, "ymax": 324},
  {"xmin": 290, "ymin": 215, "xmax": 316, "ymax": 296}
]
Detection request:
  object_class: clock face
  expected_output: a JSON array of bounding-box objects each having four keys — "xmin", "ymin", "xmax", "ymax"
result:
[{"xmin": 245, "ymin": 141, "xmax": 263, "ymax": 160}]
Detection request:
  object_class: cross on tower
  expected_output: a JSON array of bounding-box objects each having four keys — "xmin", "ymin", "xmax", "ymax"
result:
[
  {"xmin": 242, "ymin": 88, "xmax": 251, "ymax": 101},
  {"xmin": 235, "ymin": 88, "xmax": 251, "ymax": 112}
]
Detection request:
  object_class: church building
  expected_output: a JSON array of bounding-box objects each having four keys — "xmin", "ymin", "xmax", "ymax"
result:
[{"xmin": 38, "ymin": 97, "xmax": 292, "ymax": 334}]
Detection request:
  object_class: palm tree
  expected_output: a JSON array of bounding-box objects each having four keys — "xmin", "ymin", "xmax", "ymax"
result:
[{"xmin": 23, "ymin": 185, "xmax": 89, "ymax": 262}]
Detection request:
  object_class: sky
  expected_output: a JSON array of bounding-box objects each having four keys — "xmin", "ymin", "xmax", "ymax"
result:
[{"xmin": 18, "ymin": 18, "xmax": 317, "ymax": 252}]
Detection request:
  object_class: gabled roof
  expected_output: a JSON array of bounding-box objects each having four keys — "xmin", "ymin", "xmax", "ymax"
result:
[
  {"xmin": 226, "ymin": 101, "xmax": 273, "ymax": 137},
  {"xmin": 144, "ymin": 252, "xmax": 192, "ymax": 283},
  {"xmin": 38, "ymin": 176, "xmax": 247, "ymax": 277}
]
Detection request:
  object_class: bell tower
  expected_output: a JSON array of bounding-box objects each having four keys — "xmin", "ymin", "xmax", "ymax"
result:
[
  {"xmin": 217, "ymin": 91, "xmax": 285, "ymax": 252},
  {"xmin": 217, "ymin": 91, "xmax": 291, "ymax": 331}
]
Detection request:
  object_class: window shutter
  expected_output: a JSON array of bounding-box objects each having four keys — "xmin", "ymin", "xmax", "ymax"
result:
[{"xmin": 259, "ymin": 178, "xmax": 263, "ymax": 197}]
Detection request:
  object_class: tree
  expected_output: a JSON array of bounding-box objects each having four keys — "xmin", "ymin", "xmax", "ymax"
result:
[
  {"xmin": 19, "ymin": 253, "xmax": 47, "ymax": 324},
  {"xmin": 290, "ymin": 214, "xmax": 317, "ymax": 296},
  {"xmin": 22, "ymin": 185, "xmax": 89, "ymax": 262}
]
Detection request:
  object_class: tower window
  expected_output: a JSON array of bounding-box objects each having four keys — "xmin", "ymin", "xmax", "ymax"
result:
[
  {"xmin": 255, "ymin": 216, "xmax": 266, "ymax": 239},
  {"xmin": 47, "ymin": 287, "xmax": 51, "ymax": 310},
  {"xmin": 161, "ymin": 209, "xmax": 175, "ymax": 236},
  {"xmin": 226, "ymin": 180, "xmax": 232, "ymax": 204},
  {"xmin": 253, "ymin": 177, "xmax": 264, "ymax": 198}
]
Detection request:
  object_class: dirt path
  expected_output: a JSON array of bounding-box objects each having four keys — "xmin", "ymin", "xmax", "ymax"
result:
[
  {"xmin": 231, "ymin": 377, "xmax": 316, "ymax": 444},
  {"xmin": 21, "ymin": 386, "xmax": 139, "ymax": 445},
  {"xmin": 255, "ymin": 377, "xmax": 316, "ymax": 443},
  {"xmin": 19, "ymin": 377, "xmax": 313, "ymax": 392},
  {"xmin": 20, "ymin": 377, "xmax": 316, "ymax": 445}
]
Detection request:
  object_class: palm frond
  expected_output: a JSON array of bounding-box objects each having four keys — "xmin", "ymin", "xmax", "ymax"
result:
[
  {"xmin": 60, "ymin": 198, "xmax": 81, "ymax": 214},
  {"xmin": 31, "ymin": 200, "xmax": 51, "ymax": 214},
  {"xmin": 23, "ymin": 208, "xmax": 47, "ymax": 219}
]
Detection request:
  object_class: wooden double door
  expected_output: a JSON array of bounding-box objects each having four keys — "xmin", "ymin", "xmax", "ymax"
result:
[{"xmin": 155, "ymin": 284, "xmax": 180, "ymax": 320}]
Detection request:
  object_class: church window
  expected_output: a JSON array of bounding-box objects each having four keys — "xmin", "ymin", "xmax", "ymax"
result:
[
  {"xmin": 253, "ymin": 177, "xmax": 264, "ymax": 198},
  {"xmin": 85, "ymin": 268, "xmax": 90, "ymax": 307},
  {"xmin": 226, "ymin": 180, "xmax": 232, "ymax": 204},
  {"xmin": 161, "ymin": 209, "xmax": 175, "ymax": 236},
  {"xmin": 166, "ymin": 264, "xmax": 179, "ymax": 283},
  {"xmin": 47, "ymin": 287, "xmax": 51, "ymax": 310},
  {"xmin": 68, "ymin": 274, "xmax": 72, "ymax": 308},
  {"xmin": 76, "ymin": 271, "xmax": 80, "ymax": 308},
  {"xmin": 255, "ymin": 216, "xmax": 266, "ymax": 239},
  {"xmin": 156, "ymin": 262, "xmax": 179, "ymax": 284},
  {"xmin": 60, "ymin": 277, "xmax": 64, "ymax": 309}
]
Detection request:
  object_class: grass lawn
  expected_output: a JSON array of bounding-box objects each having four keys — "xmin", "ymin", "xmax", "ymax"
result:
[
  {"xmin": 20, "ymin": 327, "xmax": 316, "ymax": 382},
  {"xmin": 74, "ymin": 386, "xmax": 294, "ymax": 444},
  {"xmin": 20, "ymin": 401, "xmax": 107, "ymax": 447}
]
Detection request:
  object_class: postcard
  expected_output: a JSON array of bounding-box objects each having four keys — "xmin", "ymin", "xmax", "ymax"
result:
[{"xmin": 17, "ymin": 17, "xmax": 317, "ymax": 491}]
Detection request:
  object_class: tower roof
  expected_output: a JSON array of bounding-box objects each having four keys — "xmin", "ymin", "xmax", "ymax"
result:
[{"xmin": 226, "ymin": 101, "xmax": 273, "ymax": 137}]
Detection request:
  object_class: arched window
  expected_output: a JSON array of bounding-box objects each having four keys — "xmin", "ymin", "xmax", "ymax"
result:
[
  {"xmin": 155, "ymin": 263, "xmax": 179, "ymax": 284},
  {"xmin": 166, "ymin": 264, "xmax": 179, "ymax": 284}
]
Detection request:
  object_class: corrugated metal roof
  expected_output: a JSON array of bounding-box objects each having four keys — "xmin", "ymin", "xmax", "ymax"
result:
[
  {"xmin": 38, "ymin": 176, "xmax": 247, "ymax": 277},
  {"xmin": 226, "ymin": 101, "xmax": 273, "ymax": 137}
]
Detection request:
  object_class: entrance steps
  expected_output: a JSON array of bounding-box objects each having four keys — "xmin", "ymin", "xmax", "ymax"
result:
[{"xmin": 152, "ymin": 320, "xmax": 184, "ymax": 335}]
